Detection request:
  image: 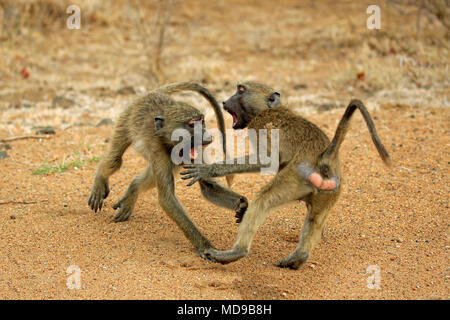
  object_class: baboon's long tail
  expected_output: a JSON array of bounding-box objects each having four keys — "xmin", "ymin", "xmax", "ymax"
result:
[
  {"xmin": 157, "ymin": 82, "xmax": 234, "ymax": 186},
  {"xmin": 321, "ymin": 99, "xmax": 392, "ymax": 167},
  {"xmin": 156, "ymin": 82, "xmax": 225, "ymax": 142},
  {"xmin": 156, "ymin": 82, "xmax": 226, "ymax": 153}
]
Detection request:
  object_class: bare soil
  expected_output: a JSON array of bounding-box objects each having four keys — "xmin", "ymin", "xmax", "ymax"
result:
[{"xmin": 0, "ymin": 0, "xmax": 448, "ymax": 299}]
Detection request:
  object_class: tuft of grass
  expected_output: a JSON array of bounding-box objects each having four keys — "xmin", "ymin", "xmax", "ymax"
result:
[
  {"xmin": 33, "ymin": 160, "xmax": 81, "ymax": 175},
  {"xmin": 32, "ymin": 143, "xmax": 102, "ymax": 175},
  {"xmin": 32, "ymin": 165, "xmax": 53, "ymax": 175},
  {"xmin": 88, "ymin": 156, "xmax": 100, "ymax": 163},
  {"xmin": 56, "ymin": 160, "xmax": 83, "ymax": 173},
  {"xmin": 32, "ymin": 157, "xmax": 99, "ymax": 175}
]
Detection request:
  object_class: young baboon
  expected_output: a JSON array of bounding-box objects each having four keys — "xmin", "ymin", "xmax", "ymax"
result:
[
  {"xmin": 88, "ymin": 82, "xmax": 247, "ymax": 255},
  {"xmin": 181, "ymin": 81, "xmax": 391, "ymax": 268}
]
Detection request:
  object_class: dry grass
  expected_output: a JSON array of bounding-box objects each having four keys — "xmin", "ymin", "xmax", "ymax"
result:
[
  {"xmin": 128, "ymin": 0, "xmax": 177, "ymax": 86},
  {"xmin": 0, "ymin": 0, "xmax": 447, "ymax": 133},
  {"xmin": 389, "ymin": 0, "xmax": 450, "ymax": 35},
  {"xmin": 0, "ymin": 0, "xmax": 448, "ymax": 300}
]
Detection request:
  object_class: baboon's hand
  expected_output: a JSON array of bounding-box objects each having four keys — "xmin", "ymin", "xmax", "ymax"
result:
[
  {"xmin": 180, "ymin": 164, "xmax": 215, "ymax": 186},
  {"xmin": 203, "ymin": 248, "xmax": 247, "ymax": 264},
  {"xmin": 234, "ymin": 196, "xmax": 248, "ymax": 223},
  {"xmin": 88, "ymin": 177, "xmax": 110, "ymax": 213}
]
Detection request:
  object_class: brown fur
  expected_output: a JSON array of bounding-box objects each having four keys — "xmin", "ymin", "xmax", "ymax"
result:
[
  {"xmin": 88, "ymin": 82, "xmax": 247, "ymax": 256},
  {"xmin": 182, "ymin": 81, "xmax": 390, "ymax": 268}
]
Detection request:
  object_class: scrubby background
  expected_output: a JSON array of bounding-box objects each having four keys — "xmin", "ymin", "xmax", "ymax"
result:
[
  {"xmin": 0, "ymin": 0, "xmax": 448, "ymax": 299},
  {"xmin": 0, "ymin": 0, "xmax": 448, "ymax": 127}
]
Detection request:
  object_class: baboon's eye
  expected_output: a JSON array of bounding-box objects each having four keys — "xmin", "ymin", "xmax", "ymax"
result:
[{"xmin": 238, "ymin": 86, "xmax": 246, "ymax": 94}]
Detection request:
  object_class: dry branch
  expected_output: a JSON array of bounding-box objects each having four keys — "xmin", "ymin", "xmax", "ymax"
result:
[
  {"xmin": 131, "ymin": 0, "xmax": 176, "ymax": 85},
  {"xmin": 0, "ymin": 135, "xmax": 53, "ymax": 142},
  {"xmin": 0, "ymin": 199, "xmax": 49, "ymax": 205}
]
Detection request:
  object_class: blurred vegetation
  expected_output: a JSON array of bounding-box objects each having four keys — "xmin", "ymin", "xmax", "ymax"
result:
[{"xmin": 0, "ymin": 0, "xmax": 448, "ymax": 111}]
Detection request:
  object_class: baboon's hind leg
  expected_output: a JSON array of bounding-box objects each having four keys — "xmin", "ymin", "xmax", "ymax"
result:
[
  {"xmin": 205, "ymin": 168, "xmax": 313, "ymax": 264},
  {"xmin": 88, "ymin": 126, "xmax": 131, "ymax": 212},
  {"xmin": 113, "ymin": 165, "xmax": 155, "ymax": 222},
  {"xmin": 277, "ymin": 194, "xmax": 337, "ymax": 270}
]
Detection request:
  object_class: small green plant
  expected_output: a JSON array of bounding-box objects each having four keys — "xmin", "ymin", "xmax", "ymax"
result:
[
  {"xmin": 32, "ymin": 154, "xmax": 100, "ymax": 176},
  {"xmin": 32, "ymin": 165, "xmax": 53, "ymax": 175},
  {"xmin": 32, "ymin": 160, "xmax": 84, "ymax": 175}
]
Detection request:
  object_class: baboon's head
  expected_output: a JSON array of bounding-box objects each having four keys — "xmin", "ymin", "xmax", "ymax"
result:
[
  {"xmin": 154, "ymin": 103, "xmax": 212, "ymax": 160},
  {"xmin": 223, "ymin": 81, "xmax": 280, "ymax": 129}
]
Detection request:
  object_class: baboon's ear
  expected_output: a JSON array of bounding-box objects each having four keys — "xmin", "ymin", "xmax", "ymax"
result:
[
  {"xmin": 154, "ymin": 116, "xmax": 165, "ymax": 134},
  {"xmin": 267, "ymin": 92, "xmax": 280, "ymax": 108}
]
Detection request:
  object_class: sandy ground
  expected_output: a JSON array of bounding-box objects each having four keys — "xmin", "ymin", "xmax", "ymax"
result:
[
  {"xmin": 0, "ymin": 0, "xmax": 448, "ymax": 299},
  {"xmin": 0, "ymin": 105, "xmax": 448, "ymax": 299}
]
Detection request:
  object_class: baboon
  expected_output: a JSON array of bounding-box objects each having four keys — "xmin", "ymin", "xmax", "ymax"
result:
[
  {"xmin": 88, "ymin": 82, "xmax": 247, "ymax": 255},
  {"xmin": 181, "ymin": 81, "xmax": 391, "ymax": 268}
]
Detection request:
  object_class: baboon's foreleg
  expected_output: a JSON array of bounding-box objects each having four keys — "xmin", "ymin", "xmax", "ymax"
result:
[
  {"xmin": 205, "ymin": 169, "xmax": 313, "ymax": 264},
  {"xmin": 88, "ymin": 125, "xmax": 131, "ymax": 213},
  {"xmin": 155, "ymin": 161, "xmax": 215, "ymax": 255},
  {"xmin": 113, "ymin": 165, "xmax": 155, "ymax": 222},
  {"xmin": 199, "ymin": 179, "xmax": 248, "ymax": 223},
  {"xmin": 181, "ymin": 155, "xmax": 263, "ymax": 186},
  {"xmin": 277, "ymin": 196, "xmax": 335, "ymax": 270}
]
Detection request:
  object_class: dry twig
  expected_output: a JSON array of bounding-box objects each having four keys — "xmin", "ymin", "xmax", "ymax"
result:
[
  {"xmin": 131, "ymin": 0, "xmax": 176, "ymax": 85},
  {"xmin": 0, "ymin": 199, "xmax": 49, "ymax": 205},
  {"xmin": 0, "ymin": 135, "xmax": 52, "ymax": 142}
]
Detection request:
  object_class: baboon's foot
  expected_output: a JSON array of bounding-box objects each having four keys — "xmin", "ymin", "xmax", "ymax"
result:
[
  {"xmin": 112, "ymin": 196, "xmax": 136, "ymax": 222},
  {"xmin": 276, "ymin": 252, "xmax": 309, "ymax": 270},
  {"xmin": 197, "ymin": 244, "xmax": 217, "ymax": 261},
  {"xmin": 88, "ymin": 177, "xmax": 110, "ymax": 213},
  {"xmin": 203, "ymin": 248, "xmax": 247, "ymax": 264},
  {"xmin": 234, "ymin": 196, "xmax": 248, "ymax": 223}
]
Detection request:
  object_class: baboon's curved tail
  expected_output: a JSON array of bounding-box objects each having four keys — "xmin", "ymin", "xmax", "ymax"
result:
[
  {"xmin": 156, "ymin": 82, "xmax": 225, "ymax": 143},
  {"xmin": 321, "ymin": 99, "xmax": 392, "ymax": 167},
  {"xmin": 156, "ymin": 82, "xmax": 234, "ymax": 186}
]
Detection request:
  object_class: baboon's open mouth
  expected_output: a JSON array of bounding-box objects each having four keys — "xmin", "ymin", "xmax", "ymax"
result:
[
  {"xmin": 228, "ymin": 110, "xmax": 239, "ymax": 128},
  {"xmin": 190, "ymin": 147, "xmax": 198, "ymax": 160},
  {"xmin": 190, "ymin": 143, "xmax": 209, "ymax": 160}
]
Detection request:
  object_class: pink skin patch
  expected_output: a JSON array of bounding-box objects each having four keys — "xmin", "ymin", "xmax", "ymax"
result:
[
  {"xmin": 321, "ymin": 179, "xmax": 336, "ymax": 190},
  {"xmin": 308, "ymin": 173, "xmax": 323, "ymax": 188},
  {"xmin": 190, "ymin": 147, "xmax": 198, "ymax": 160},
  {"xmin": 297, "ymin": 162, "xmax": 338, "ymax": 191},
  {"xmin": 231, "ymin": 112, "xmax": 238, "ymax": 127},
  {"xmin": 308, "ymin": 172, "xmax": 337, "ymax": 190}
]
